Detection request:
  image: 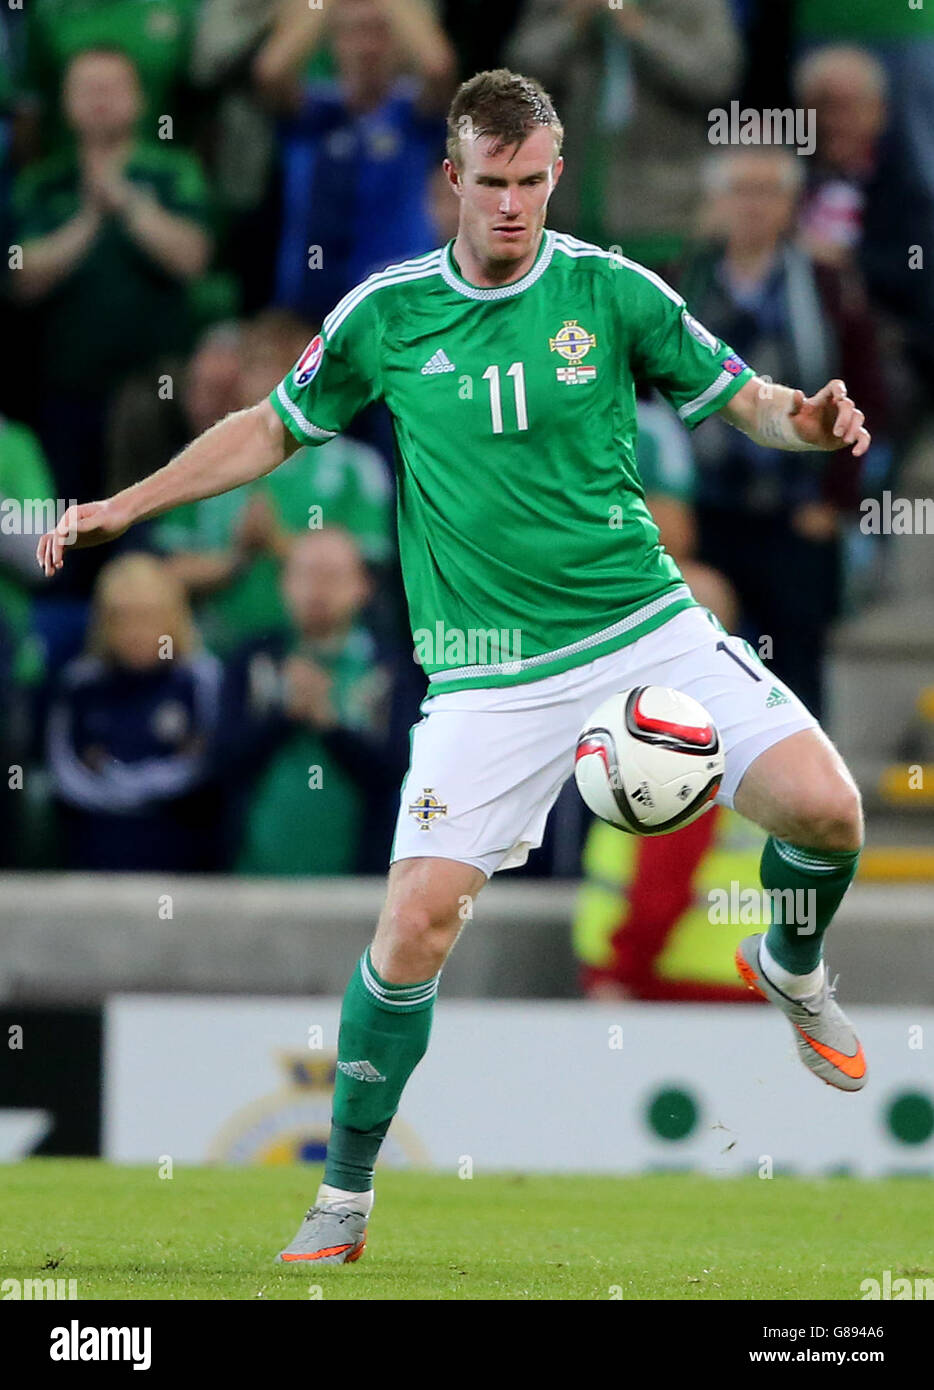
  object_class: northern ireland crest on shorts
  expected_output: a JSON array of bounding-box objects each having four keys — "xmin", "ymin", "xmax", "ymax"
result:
[{"xmin": 408, "ymin": 788, "xmax": 448, "ymax": 829}]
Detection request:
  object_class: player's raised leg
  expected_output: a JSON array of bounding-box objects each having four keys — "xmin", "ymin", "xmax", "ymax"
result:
[
  {"xmin": 277, "ymin": 856, "xmax": 486, "ymax": 1264},
  {"xmin": 733, "ymin": 726, "xmax": 867, "ymax": 1090}
]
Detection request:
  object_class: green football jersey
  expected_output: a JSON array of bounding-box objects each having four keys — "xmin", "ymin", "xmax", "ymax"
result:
[{"xmin": 270, "ymin": 230, "xmax": 755, "ymax": 695}]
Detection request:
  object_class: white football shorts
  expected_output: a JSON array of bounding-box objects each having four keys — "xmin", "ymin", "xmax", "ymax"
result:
[{"xmin": 390, "ymin": 606, "xmax": 818, "ymax": 878}]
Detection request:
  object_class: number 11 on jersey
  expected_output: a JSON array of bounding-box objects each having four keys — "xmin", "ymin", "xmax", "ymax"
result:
[{"xmin": 482, "ymin": 362, "xmax": 528, "ymax": 434}]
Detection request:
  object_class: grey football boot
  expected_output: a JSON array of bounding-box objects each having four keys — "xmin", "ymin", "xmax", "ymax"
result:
[
  {"xmin": 736, "ymin": 934, "xmax": 867, "ymax": 1092},
  {"xmin": 276, "ymin": 1204, "xmax": 368, "ymax": 1265}
]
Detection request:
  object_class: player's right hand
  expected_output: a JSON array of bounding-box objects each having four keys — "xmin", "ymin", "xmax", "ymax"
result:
[{"xmin": 36, "ymin": 499, "xmax": 130, "ymax": 577}]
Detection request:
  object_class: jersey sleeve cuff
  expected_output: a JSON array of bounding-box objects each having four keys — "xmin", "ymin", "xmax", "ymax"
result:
[
  {"xmin": 269, "ymin": 382, "xmax": 338, "ymax": 445},
  {"xmin": 678, "ymin": 364, "xmax": 755, "ymax": 430}
]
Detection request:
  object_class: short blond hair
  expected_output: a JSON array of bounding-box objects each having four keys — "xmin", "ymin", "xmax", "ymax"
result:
[{"xmin": 446, "ymin": 68, "xmax": 563, "ymax": 170}]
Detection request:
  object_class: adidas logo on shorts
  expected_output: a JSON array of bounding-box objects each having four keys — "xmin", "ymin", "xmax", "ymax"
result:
[
  {"xmin": 766, "ymin": 686, "xmax": 791, "ymax": 708},
  {"xmin": 421, "ymin": 348, "xmax": 456, "ymax": 375}
]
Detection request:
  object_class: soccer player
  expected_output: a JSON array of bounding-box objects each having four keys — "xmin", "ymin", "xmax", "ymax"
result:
[{"xmin": 38, "ymin": 71, "xmax": 871, "ymax": 1267}]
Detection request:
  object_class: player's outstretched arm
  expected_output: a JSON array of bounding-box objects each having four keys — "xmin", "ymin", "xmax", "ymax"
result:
[
  {"xmin": 719, "ymin": 377, "xmax": 870, "ymax": 457},
  {"xmin": 36, "ymin": 399, "xmax": 296, "ymax": 577}
]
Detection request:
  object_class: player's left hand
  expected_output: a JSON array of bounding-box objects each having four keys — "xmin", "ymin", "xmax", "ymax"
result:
[
  {"xmin": 36, "ymin": 499, "xmax": 130, "ymax": 577},
  {"xmin": 789, "ymin": 379, "xmax": 870, "ymax": 456}
]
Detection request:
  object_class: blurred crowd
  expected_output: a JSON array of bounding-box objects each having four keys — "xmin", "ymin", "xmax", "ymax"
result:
[{"xmin": 0, "ymin": 0, "xmax": 930, "ymax": 877}]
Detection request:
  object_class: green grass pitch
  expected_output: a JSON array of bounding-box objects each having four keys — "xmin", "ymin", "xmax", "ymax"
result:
[{"xmin": 2, "ymin": 1161, "xmax": 932, "ymax": 1300}]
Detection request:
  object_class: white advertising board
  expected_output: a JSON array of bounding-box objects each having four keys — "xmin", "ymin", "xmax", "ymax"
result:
[{"xmin": 104, "ymin": 997, "xmax": 934, "ymax": 1176}]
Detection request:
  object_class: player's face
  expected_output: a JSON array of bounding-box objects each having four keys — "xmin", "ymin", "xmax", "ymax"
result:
[{"xmin": 446, "ymin": 127, "xmax": 563, "ymax": 271}]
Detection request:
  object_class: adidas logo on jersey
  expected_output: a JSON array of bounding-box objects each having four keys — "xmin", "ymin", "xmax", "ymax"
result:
[
  {"xmin": 766, "ymin": 686, "xmax": 790, "ymax": 708},
  {"xmin": 421, "ymin": 348, "xmax": 456, "ymax": 375}
]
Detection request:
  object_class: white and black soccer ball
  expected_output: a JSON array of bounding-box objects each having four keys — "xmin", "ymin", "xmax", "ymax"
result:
[{"xmin": 574, "ymin": 686, "xmax": 724, "ymax": 836}]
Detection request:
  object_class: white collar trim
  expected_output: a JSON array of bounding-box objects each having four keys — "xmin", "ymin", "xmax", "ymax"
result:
[{"xmin": 440, "ymin": 229, "xmax": 556, "ymax": 300}]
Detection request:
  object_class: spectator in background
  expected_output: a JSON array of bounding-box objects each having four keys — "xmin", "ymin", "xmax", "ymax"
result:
[
  {"xmin": 791, "ymin": 46, "xmax": 915, "ymax": 454},
  {"xmin": 793, "ymin": 0, "xmax": 934, "ymax": 395},
  {"xmin": 46, "ymin": 553, "xmax": 224, "ymax": 872},
  {"xmin": 12, "ymin": 47, "xmax": 213, "ymax": 515},
  {"xmin": 0, "ymin": 416, "xmax": 53, "ymax": 866},
  {"xmin": 251, "ymin": 0, "xmax": 336, "ymax": 100},
  {"xmin": 0, "ymin": 10, "xmax": 38, "ymax": 429},
  {"xmin": 262, "ymin": 0, "xmax": 456, "ymax": 322},
  {"xmin": 507, "ymin": 0, "xmax": 741, "ymax": 267},
  {"xmin": 574, "ymin": 803, "xmax": 771, "ymax": 1002},
  {"xmin": 791, "ymin": 47, "xmax": 905, "ymax": 528},
  {"xmin": 222, "ymin": 528, "xmax": 424, "ymax": 876},
  {"xmin": 190, "ymin": 0, "xmax": 295, "ymax": 313},
  {"xmin": 0, "ymin": 415, "xmax": 54, "ymax": 691},
  {"xmin": 793, "ymin": 46, "xmax": 887, "ymax": 274},
  {"xmin": 15, "ymin": 0, "xmax": 197, "ymax": 155},
  {"xmin": 106, "ymin": 320, "xmax": 243, "ymax": 498},
  {"xmin": 678, "ymin": 148, "xmax": 889, "ymax": 719},
  {"xmin": 157, "ymin": 311, "xmax": 394, "ymax": 657}
]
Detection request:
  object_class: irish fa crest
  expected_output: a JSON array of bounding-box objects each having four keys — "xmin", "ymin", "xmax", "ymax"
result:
[
  {"xmin": 408, "ymin": 788, "xmax": 448, "ymax": 830},
  {"xmin": 549, "ymin": 320, "xmax": 597, "ymax": 385},
  {"xmin": 207, "ymin": 1051, "xmax": 428, "ymax": 1166}
]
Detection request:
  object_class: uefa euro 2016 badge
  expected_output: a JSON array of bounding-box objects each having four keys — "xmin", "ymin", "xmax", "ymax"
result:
[
  {"xmin": 408, "ymin": 788, "xmax": 448, "ymax": 830},
  {"xmin": 549, "ymin": 320, "xmax": 597, "ymax": 384},
  {"xmin": 293, "ymin": 334, "xmax": 324, "ymax": 387}
]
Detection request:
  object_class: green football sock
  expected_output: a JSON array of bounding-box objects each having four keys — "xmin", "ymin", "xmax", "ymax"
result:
[
  {"xmin": 323, "ymin": 948, "xmax": 438, "ymax": 1193},
  {"xmin": 761, "ymin": 836, "xmax": 860, "ymax": 974}
]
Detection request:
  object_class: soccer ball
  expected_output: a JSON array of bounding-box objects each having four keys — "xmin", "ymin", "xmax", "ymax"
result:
[{"xmin": 574, "ymin": 686, "xmax": 724, "ymax": 835}]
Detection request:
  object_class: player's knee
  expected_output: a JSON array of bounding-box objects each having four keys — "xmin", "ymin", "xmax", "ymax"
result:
[
  {"xmin": 374, "ymin": 891, "xmax": 463, "ymax": 980},
  {"xmin": 793, "ymin": 776, "xmax": 864, "ymax": 852}
]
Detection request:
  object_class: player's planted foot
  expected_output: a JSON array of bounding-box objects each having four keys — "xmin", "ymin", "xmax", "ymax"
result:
[
  {"xmin": 276, "ymin": 1205, "xmax": 368, "ymax": 1265},
  {"xmin": 736, "ymin": 934, "xmax": 867, "ymax": 1091}
]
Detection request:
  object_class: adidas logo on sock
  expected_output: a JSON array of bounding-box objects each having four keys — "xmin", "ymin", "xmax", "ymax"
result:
[
  {"xmin": 421, "ymin": 348, "xmax": 455, "ymax": 375},
  {"xmin": 766, "ymin": 686, "xmax": 790, "ymax": 708},
  {"xmin": 337, "ymin": 1059, "xmax": 387, "ymax": 1083}
]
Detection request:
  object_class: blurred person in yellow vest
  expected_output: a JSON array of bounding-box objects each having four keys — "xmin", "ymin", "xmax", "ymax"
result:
[
  {"xmin": 573, "ymin": 399, "xmax": 765, "ymax": 1002},
  {"xmin": 574, "ymin": 805, "xmax": 770, "ymax": 1002}
]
